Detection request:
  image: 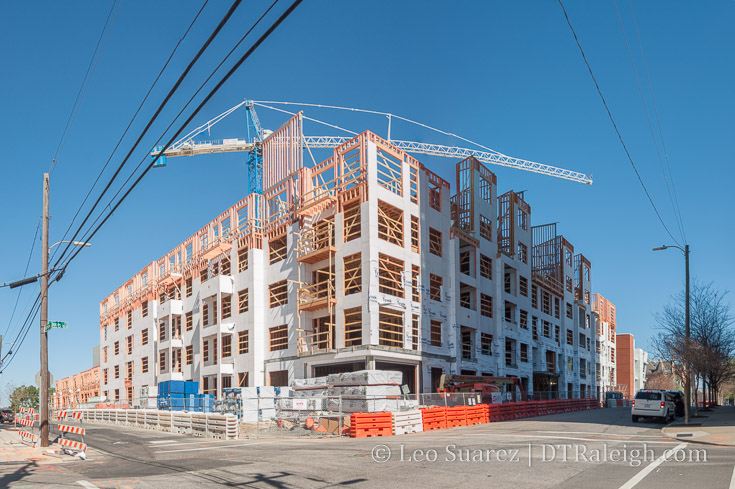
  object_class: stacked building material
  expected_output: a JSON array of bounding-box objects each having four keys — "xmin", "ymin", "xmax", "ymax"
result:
[{"xmin": 157, "ymin": 381, "xmax": 200, "ymax": 411}]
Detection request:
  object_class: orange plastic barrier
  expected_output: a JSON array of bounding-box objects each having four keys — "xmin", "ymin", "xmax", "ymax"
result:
[
  {"xmin": 488, "ymin": 403, "xmax": 501, "ymax": 422},
  {"xmin": 420, "ymin": 407, "xmax": 447, "ymax": 431},
  {"xmin": 445, "ymin": 406, "xmax": 468, "ymax": 428},
  {"xmin": 466, "ymin": 405, "xmax": 488, "ymax": 425},
  {"xmin": 350, "ymin": 412, "xmax": 393, "ymax": 438}
]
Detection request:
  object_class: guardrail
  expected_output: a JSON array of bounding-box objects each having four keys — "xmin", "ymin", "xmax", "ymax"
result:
[{"xmin": 71, "ymin": 409, "xmax": 238, "ymax": 440}]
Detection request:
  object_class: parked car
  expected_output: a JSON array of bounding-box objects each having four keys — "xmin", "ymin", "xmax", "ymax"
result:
[
  {"xmin": 667, "ymin": 391, "xmax": 685, "ymax": 417},
  {"xmin": 0, "ymin": 409, "xmax": 14, "ymax": 423},
  {"xmin": 632, "ymin": 390, "xmax": 675, "ymax": 423}
]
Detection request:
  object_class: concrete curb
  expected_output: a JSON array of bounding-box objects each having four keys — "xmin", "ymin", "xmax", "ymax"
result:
[{"xmin": 660, "ymin": 426, "xmax": 735, "ymax": 448}]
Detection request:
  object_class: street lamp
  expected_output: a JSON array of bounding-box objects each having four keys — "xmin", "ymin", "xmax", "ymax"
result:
[
  {"xmin": 49, "ymin": 240, "xmax": 92, "ymax": 250},
  {"xmin": 2, "ymin": 242, "xmax": 91, "ymax": 289},
  {"xmin": 653, "ymin": 243, "xmax": 690, "ymax": 425}
]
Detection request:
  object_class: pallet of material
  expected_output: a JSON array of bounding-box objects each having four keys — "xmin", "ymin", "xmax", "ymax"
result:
[
  {"xmin": 327, "ymin": 370, "xmax": 402, "ymax": 386},
  {"xmin": 327, "ymin": 384, "xmax": 402, "ymax": 397}
]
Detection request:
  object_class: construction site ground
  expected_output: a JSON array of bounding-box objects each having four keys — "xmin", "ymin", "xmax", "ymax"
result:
[{"xmin": 0, "ymin": 407, "xmax": 734, "ymax": 488}]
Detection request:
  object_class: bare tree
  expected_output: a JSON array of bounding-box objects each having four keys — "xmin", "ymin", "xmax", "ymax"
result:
[{"xmin": 653, "ymin": 281, "xmax": 735, "ymax": 419}]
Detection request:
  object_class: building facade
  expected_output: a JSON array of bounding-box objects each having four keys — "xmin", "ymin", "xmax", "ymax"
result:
[
  {"xmin": 52, "ymin": 366, "xmax": 101, "ymax": 409},
  {"xmin": 592, "ymin": 293, "xmax": 617, "ymax": 398},
  {"xmin": 99, "ymin": 116, "xmax": 603, "ymax": 404},
  {"xmin": 633, "ymin": 347, "xmax": 649, "ymax": 393}
]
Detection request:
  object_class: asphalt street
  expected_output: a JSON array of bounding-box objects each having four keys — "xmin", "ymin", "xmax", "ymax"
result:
[{"xmin": 1, "ymin": 408, "xmax": 733, "ymax": 489}]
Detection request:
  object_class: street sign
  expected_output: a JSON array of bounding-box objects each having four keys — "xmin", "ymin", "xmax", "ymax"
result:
[
  {"xmin": 44, "ymin": 321, "xmax": 67, "ymax": 332},
  {"xmin": 35, "ymin": 370, "xmax": 54, "ymax": 388}
]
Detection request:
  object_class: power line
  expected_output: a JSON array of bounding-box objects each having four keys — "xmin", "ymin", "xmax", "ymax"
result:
[
  {"xmin": 626, "ymin": 0, "xmax": 687, "ymax": 244},
  {"xmin": 50, "ymin": 0, "xmax": 211, "ymax": 266},
  {"xmin": 52, "ymin": 0, "xmax": 242, "ymax": 270},
  {"xmin": 0, "ymin": 293, "xmax": 42, "ymax": 372},
  {"xmin": 3, "ymin": 221, "xmax": 40, "ymax": 338},
  {"xmin": 557, "ymin": 0, "xmax": 683, "ymax": 248},
  {"xmin": 59, "ymin": 0, "xmax": 283, "ymax": 261},
  {"xmin": 612, "ymin": 0, "xmax": 686, "ymax": 244},
  {"xmin": 58, "ymin": 0, "xmax": 304, "ymax": 273},
  {"xmin": 50, "ymin": 0, "xmax": 122, "ymax": 174}
]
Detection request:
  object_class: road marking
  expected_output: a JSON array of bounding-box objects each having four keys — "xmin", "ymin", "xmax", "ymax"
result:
[
  {"xmin": 149, "ymin": 439, "xmax": 182, "ymax": 444},
  {"xmin": 618, "ymin": 442, "xmax": 687, "ymax": 489},
  {"xmin": 496, "ymin": 434, "xmax": 678, "ymax": 445},
  {"xmin": 155, "ymin": 445, "xmax": 241, "ymax": 454},
  {"xmin": 76, "ymin": 481, "xmax": 98, "ymax": 489},
  {"xmin": 147, "ymin": 439, "xmax": 229, "ymax": 447},
  {"xmin": 535, "ymin": 431, "xmax": 666, "ymax": 438},
  {"xmin": 729, "ymin": 465, "xmax": 735, "ymax": 489}
]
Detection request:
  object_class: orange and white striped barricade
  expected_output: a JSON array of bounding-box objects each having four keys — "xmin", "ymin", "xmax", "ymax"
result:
[
  {"xmin": 17, "ymin": 407, "xmax": 38, "ymax": 446},
  {"xmin": 57, "ymin": 411, "xmax": 86, "ymax": 455}
]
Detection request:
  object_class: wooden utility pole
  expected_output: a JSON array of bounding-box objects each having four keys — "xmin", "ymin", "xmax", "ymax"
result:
[{"xmin": 40, "ymin": 172, "xmax": 50, "ymax": 447}]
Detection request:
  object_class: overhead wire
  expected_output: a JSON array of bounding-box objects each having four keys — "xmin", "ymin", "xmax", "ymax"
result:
[
  {"xmin": 626, "ymin": 0, "xmax": 687, "ymax": 244},
  {"xmin": 52, "ymin": 0, "xmax": 242, "ymax": 270},
  {"xmin": 49, "ymin": 0, "xmax": 211, "ymax": 266},
  {"xmin": 3, "ymin": 220, "xmax": 40, "ymax": 339},
  {"xmin": 557, "ymin": 0, "xmax": 683, "ymax": 247},
  {"xmin": 612, "ymin": 0, "xmax": 686, "ymax": 244},
  {"xmin": 56, "ymin": 0, "xmax": 304, "ymax": 274},
  {"xmin": 64, "ymin": 0, "xmax": 283, "ymax": 254},
  {"xmin": 50, "ymin": 0, "xmax": 122, "ymax": 174}
]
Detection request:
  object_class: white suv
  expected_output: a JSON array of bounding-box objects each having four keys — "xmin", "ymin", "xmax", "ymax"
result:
[{"xmin": 632, "ymin": 390, "xmax": 675, "ymax": 423}]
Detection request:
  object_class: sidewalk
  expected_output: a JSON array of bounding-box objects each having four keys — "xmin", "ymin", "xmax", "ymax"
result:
[
  {"xmin": 662, "ymin": 405, "xmax": 735, "ymax": 447},
  {"xmin": 0, "ymin": 426, "xmax": 81, "ymax": 464}
]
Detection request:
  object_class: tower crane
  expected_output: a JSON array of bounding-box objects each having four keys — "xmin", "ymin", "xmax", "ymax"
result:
[{"xmin": 151, "ymin": 99, "xmax": 593, "ymax": 187}]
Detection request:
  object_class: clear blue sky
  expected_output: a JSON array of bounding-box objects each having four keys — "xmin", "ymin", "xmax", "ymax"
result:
[{"xmin": 0, "ymin": 1, "xmax": 733, "ymax": 398}]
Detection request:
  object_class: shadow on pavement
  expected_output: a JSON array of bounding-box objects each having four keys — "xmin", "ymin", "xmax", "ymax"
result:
[{"xmin": 0, "ymin": 462, "xmax": 37, "ymax": 487}]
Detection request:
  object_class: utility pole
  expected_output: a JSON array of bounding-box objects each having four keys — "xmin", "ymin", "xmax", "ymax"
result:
[
  {"xmin": 684, "ymin": 244, "xmax": 691, "ymax": 425},
  {"xmin": 40, "ymin": 172, "xmax": 50, "ymax": 447}
]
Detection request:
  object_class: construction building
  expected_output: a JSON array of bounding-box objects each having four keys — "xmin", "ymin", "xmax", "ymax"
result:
[
  {"xmin": 592, "ymin": 293, "xmax": 617, "ymax": 398},
  {"xmin": 99, "ymin": 113, "xmax": 601, "ymax": 403},
  {"xmin": 52, "ymin": 366, "xmax": 101, "ymax": 410}
]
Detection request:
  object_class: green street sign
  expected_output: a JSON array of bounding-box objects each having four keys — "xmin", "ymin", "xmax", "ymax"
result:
[{"xmin": 44, "ymin": 321, "xmax": 67, "ymax": 332}]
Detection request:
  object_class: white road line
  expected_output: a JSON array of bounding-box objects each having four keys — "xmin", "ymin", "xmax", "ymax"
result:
[
  {"xmin": 149, "ymin": 439, "xmax": 182, "ymax": 444},
  {"xmin": 495, "ymin": 434, "xmax": 678, "ymax": 445},
  {"xmin": 148, "ymin": 439, "xmax": 229, "ymax": 447},
  {"xmin": 76, "ymin": 481, "xmax": 98, "ymax": 489},
  {"xmin": 155, "ymin": 445, "xmax": 241, "ymax": 454},
  {"xmin": 618, "ymin": 443, "xmax": 687, "ymax": 489},
  {"xmin": 535, "ymin": 431, "xmax": 667, "ymax": 438},
  {"xmin": 729, "ymin": 465, "xmax": 735, "ymax": 489}
]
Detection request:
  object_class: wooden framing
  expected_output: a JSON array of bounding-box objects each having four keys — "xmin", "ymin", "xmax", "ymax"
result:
[
  {"xmin": 378, "ymin": 306, "xmax": 404, "ymax": 348},
  {"xmin": 429, "ymin": 273, "xmax": 442, "ymax": 302},
  {"xmin": 411, "ymin": 314, "xmax": 419, "ymax": 350},
  {"xmin": 377, "ymin": 200, "xmax": 403, "ymax": 246},
  {"xmin": 481, "ymin": 293, "xmax": 493, "ymax": 318},
  {"xmin": 269, "ymin": 325, "xmax": 288, "ymax": 351},
  {"xmin": 343, "ymin": 253, "xmax": 362, "ymax": 295},
  {"xmin": 459, "ymin": 250, "xmax": 471, "ymax": 276},
  {"xmin": 376, "ymin": 146, "xmax": 403, "ymax": 195},
  {"xmin": 237, "ymin": 246, "xmax": 248, "ymax": 272},
  {"xmin": 222, "ymin": 334, "xmax": 232, "ymax": 358},
  {"xmin": 344, "ymin": 307, "xmax": 362, "ymax": 347},
  {"xmin": 297, "ymin": 267, "xmax": 335, "ymax": 312},
  {"xmin": 428, "ymin": 227, "xmax": 442, "ymax": 256},
  {"xmin": 238, "ymin": 289, "xmax": 249, "ymax": 314},
  {"xmin": 269, "ymin": 236, "xmax": 287, "ymax": 264},
  {"xmin": 238, "ymin": 330, "xmax": 249, "ymax": 354},
  {"xmin": 480, "ymin": 215, "xmax": 492, "ymax": 241},
  {"xmin": 342, "ymin": 203, "xmax": 361, "ymax": 242},
  {"xmin": 296, "ymin": 219, "xmax": 335, "ymax": 264},
  {"xmin": 221, "ymin": 294, "xmax": 232, "ymax": 320},
  {"xmin": 378, "ymin": 253, "xmax": 404, "ymax": 298},
  {"xmin": 411, "ymin": 265, "xmax": 420, "ymax": 303},
  {"xmin": 430, "ymin": 320, "xmax": 442, "ymax": 347},
  {"xmin": 410, "ymin": 215, "xmax": 420, "ymax": 253},
  {"xmin": 480, "ymin": 254, "xmax": 492, "ymax": 279},
  {"xmin": 269, "ymin": 280, "xmax": 288, "ymax": 308},
  {"xmin": 185, "ymin": 312, "xmax": 192, "ymax": 331}
]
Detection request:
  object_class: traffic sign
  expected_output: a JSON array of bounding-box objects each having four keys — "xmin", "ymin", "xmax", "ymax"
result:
[
  {"xmin": 44, "ymin": 321, "xmax": 67, "ymax": 332},
  {"xmin": 35, "ymin": 370, "xmax": 54, "ymax": 388}
]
